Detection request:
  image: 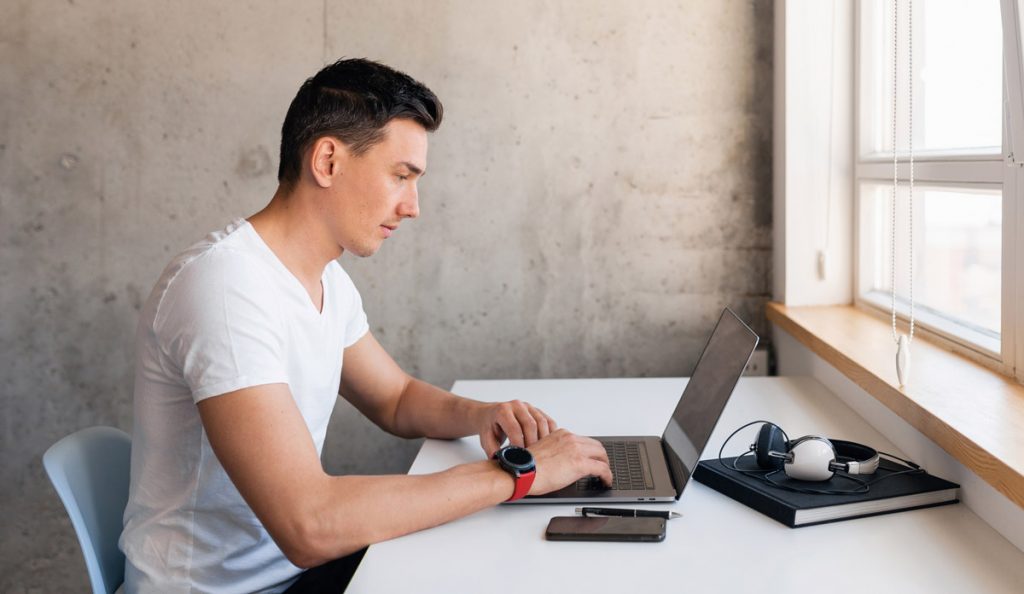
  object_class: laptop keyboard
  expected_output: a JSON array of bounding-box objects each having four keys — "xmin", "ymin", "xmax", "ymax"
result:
[{"xmin": 576, "ymin": 440, "xmax": 653, "ymax": 491}]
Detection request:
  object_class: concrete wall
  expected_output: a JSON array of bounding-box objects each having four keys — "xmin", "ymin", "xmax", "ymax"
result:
[{"xmin": 0, "ymin": 0, "xmax": 772, "ymax": 589}]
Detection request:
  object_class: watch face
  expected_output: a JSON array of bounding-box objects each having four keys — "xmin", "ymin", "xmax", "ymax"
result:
[{"xmin": 500, "ymin": 446, "xmax": 534, "ymax": 470}]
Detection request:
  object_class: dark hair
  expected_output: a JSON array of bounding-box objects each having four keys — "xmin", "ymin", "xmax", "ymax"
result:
[{"xmin": 277, "ymin": 58, "xmax": 443, "ymax": 185}]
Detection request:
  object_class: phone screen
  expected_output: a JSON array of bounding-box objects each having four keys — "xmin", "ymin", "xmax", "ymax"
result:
[{"xmin": 545, "ymin": 516, "xmax": 666, "ymax": 542}]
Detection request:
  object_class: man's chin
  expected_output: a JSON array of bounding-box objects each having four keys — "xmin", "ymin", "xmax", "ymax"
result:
[{"xmin": 346, "ymin": 243, "xmax": 380, "ymax": 258}]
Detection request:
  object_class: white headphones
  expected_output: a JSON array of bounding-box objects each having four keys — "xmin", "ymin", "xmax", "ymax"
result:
[
  {"xmin": 717, "ymin": 420, "xmax": 924, "ymax": 496},
  {"xmin": 753, "ymin": 423, "xmax": 880, "ymax": 482}
]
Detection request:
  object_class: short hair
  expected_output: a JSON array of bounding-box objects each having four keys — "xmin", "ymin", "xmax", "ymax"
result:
[{"xmin": 277, "ymin": 58, "xmax": 443, "ymax": 185}]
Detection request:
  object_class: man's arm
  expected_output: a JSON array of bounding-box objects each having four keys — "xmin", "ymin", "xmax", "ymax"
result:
[
  {"xmin": 339, "ymin": 332, "xmax": 556, "ymax": 455},
  {"xmin": 197, "ymin": 383, "xmax": 611, "ymax": 568}
]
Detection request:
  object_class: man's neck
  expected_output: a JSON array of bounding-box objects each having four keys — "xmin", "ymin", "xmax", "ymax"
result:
[{"xmin": 247, "ymin": 185, "xmax": 342, "ymax": 297}]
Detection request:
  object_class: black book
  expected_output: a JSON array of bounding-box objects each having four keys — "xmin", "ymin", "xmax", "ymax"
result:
[{"xmin": 692, "ymin": 456, "xmax": 959, "ymax": 528}]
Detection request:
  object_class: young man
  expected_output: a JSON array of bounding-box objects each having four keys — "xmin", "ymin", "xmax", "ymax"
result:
[{"xmin": 120, "ymin": 59, "xmax": 613, "ymax": 593}]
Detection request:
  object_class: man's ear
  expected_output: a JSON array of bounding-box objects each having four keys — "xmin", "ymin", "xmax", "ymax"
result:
[{"xmin": 308, "ymin": 137, "xmax": 345, "ymax": 188}]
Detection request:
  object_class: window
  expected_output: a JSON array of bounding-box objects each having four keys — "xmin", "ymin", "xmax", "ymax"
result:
[{"xmin": 856, "ymin": 0, "xmax": 1006, "ymax": 358}]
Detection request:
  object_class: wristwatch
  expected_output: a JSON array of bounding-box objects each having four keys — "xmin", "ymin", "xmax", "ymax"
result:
[{"xmin": 493, "ymin": 445, "xmax": 536, "ymax": 502}]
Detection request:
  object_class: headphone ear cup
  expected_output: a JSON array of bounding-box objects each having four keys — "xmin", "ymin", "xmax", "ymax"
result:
[
  {"xmin": 755, "ymin": 424, "xmax": 787, "ymax": 470},
  {"xmin": 785, "ymin": 438, "xmax": 838, "ymax": 481}
]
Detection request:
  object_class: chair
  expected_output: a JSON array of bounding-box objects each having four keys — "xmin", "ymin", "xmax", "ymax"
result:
[{"xmin": 43, "ymin": 426, "xmax": 131, "ymax": 594}]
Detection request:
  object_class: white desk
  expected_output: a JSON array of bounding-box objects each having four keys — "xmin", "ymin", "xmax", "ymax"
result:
[{"xmin": 347, "ymin": 377, "xmax": 1024, "ymax": 593}]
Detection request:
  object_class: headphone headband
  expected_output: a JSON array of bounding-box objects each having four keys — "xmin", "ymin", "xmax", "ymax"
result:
[{"xmin": 830, "ymin": 439, "xmax": 880, "ymax": 475}]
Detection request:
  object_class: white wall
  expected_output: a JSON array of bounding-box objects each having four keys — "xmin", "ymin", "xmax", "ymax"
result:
[{"xmin": 774, "ymin": 0, "xmax": 854, "ymax": 306}]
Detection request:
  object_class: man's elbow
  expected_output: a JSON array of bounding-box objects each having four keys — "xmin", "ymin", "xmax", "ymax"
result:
[
  {"xmin": 275, "ymin": 514, "xmax": 365, "ymax": 569},
  {"xmin": 281, "ymin": 545, "xmax": 325, "ymax": 570}
]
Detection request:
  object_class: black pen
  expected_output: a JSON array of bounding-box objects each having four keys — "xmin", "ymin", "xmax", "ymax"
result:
[{"xmin": 576, "ymin": 507, "xmax": 682, "ymax": 520}]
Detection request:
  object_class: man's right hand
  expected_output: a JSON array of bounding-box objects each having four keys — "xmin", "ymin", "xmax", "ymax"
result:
[{"xmin": 524, "ymin": 429, "xmax": 613, "ymax": 496}]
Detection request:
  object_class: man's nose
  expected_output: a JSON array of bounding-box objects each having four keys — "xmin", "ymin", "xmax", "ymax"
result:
[{"xmin": 398, "ymin": 185, "xmax": 420, "ymax": 219}]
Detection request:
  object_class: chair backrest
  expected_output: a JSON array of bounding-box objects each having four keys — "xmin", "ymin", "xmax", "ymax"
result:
[{"xmin": 43, "ymin": 426, "xmax": 131, "ymax": 594}]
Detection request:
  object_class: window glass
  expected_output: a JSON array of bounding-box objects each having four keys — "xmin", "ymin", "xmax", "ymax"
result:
[
  {"xmin": 864, "ymin": 184, "xmax": 1001, "ymax": 337},
  {"xmin": 862, "ymin": 0, "xmax": 1002, "ymax": 155}
]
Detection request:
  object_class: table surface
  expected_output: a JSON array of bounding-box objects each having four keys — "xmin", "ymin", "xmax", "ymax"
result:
[{"xmin": 346, "ymin": 377, "xmax": 1024, "ymax": 593}]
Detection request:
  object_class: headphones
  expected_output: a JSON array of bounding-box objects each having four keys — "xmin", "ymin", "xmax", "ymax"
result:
[
  {"xmin": 751, "ymin": 422, "xmax": 881, "ymax": 482},
  {"xmin": 717, "ymin": 420, "xmax": 923, "ymax": 496}
]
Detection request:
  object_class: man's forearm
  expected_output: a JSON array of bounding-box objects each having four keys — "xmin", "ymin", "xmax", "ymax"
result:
[
  {"xmin": 200, "ymin": 382, "xmax": 519, "ymax": 570},
  {"xmin": 284, "ymin": 460, "xmax": 514, "ymax": 567},
  {"xmin": 388, "ymin": 377, "xmax": 486, "ymax": 439}
]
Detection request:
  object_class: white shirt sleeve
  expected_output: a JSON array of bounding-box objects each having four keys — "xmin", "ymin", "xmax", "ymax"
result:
[{"xmin": 152, "ymin": 248, "xmax": 290, "ymax": 403}]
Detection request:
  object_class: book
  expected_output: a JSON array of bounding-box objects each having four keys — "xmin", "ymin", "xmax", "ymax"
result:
[{"xmin": 692, "ymin": 456, "xmax": 959, "ymax": 528}]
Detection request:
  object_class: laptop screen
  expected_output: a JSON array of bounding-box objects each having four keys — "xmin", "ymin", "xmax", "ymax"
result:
[{"xmin": 661, "ymin": 308, "xmax": 758, "ymax": 499}]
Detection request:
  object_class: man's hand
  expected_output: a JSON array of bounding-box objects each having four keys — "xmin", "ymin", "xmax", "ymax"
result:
[
  {"xmin": 525, "ymin": 429, "xmax": 613, "ymax": 495},
  {"xmin": 477, "ymin": 399, "xmax": 557, "ymax": 457}
]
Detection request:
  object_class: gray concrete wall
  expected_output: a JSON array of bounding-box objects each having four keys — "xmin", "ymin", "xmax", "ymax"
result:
[{"xmin": 0, "ymin": 0, "xmax": 772, "ymax": 590}]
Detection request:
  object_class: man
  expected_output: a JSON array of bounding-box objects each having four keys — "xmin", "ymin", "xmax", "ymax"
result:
[{"xmin": 120, "ymin": 58, "xmax": 613, "ymax": 593}]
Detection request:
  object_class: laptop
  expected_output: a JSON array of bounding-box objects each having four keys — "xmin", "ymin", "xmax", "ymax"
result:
[{"xmin": 512, "ymin": 307, "xmax": 759, "ymax": 503}]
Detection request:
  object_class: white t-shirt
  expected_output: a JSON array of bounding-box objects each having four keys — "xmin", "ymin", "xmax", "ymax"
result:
[{"xmin": 120, "ymin": 219, "xmax": 369, "ymax": 593}]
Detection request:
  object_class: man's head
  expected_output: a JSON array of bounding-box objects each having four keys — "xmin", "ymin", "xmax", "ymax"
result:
[
  {"xmin": 276, "ymin": 59, "xmax": 443, "ymax": 257},
  {"xmin": 277, "ymin": 58, "xmax": 443, "ymax": 187}
]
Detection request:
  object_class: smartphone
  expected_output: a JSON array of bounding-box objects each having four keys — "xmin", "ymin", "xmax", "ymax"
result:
[{"xmin": 545, "ymin": 516, "xmax": 666, "ymax": 542}]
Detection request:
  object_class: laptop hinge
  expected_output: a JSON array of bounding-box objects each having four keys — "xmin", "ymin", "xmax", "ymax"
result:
[{"xmin": 660, "ymin": 439, "xmax": 685, "ymax": 499}]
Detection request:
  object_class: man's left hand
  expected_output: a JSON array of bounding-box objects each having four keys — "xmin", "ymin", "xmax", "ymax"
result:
[{"xmin": 477, "ymin": 400, "xmax": 557, "ymax": 457}]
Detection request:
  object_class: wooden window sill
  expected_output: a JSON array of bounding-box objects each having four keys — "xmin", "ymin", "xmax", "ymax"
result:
[{"xmin": 766, "ymin": 302, "xmax": 1024, "ymax": 509}]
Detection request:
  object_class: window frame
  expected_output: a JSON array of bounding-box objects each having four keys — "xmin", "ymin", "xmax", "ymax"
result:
[{"xmin": 852, "ymin": 0, "xmax": 1021, "ymax": 378}]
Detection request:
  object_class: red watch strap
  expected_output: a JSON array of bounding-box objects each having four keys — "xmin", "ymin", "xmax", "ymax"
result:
[{"xmin": 508, "ymin": 469, "xmax": 535, "ymax": 502}]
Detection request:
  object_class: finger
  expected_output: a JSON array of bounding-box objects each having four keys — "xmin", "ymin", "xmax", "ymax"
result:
[
  {"xmin": 480, "ymin": 430, "xmax": 501, "ymax": 458},
  {"xmin": 587, "ymin": 457, "xmax": 614, "ymax": 487},
  {"xmin": 577, "ymin": 436, "xmax": 611, "ymax": 463},
  {"xmin": 532, "ymin": 406, "xmax": 558, "ymax": 434},
  {"xmin": 529, "ymin": 406, "xmax": 551, "ymax": 439},
  {"xmin": 499, "ymin": 407, "xmax": 525, "ymax": 448},
  {"xmin": 512, "ymin": 404, "xmax": 540, "ymax": 447}
]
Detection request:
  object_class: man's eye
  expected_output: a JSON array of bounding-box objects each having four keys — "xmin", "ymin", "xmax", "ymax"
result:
[{"xmin": 397, "ymin": 174, "xmax": 409, "ymax": 181}]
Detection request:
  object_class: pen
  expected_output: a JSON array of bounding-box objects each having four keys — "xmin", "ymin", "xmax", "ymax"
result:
[{"xmin": 576, "ymin": 507, "xmax": 682, "ymax": 520}]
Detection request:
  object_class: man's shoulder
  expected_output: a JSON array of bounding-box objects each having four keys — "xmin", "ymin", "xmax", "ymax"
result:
[
  {"xmin": 164, "ymin": 220, "xmax": 271, "ymax": 284},
  {"xmin": 145, "ymin": 220, "xmax": 279, "ymax": 318}
]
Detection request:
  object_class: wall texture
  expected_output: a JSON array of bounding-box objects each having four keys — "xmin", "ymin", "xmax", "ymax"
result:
[{"xmin": 0, "ymin": 0, "xmax": 772, "ymax": 590}]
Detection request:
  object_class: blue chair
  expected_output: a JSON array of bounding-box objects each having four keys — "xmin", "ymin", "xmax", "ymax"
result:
[{"xmin": 43, "ymin": 426, "xmax": 131, "ymax": 594}]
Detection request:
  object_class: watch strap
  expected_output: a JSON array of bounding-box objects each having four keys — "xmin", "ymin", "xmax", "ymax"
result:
[{"xmin": 508, "ymin": 468, "xmax": 535, "ymax": 502}]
